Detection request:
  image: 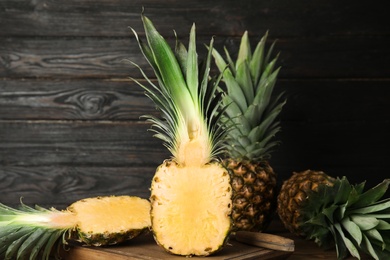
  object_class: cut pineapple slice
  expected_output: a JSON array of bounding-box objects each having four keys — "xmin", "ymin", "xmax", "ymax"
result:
[
  {"xmin": 70, "ymin": 196, "xmax": 151, "ymax": 246},
  {"xmin": 151, "ymin": 162, "xmax": 232, "ymax": 256}
]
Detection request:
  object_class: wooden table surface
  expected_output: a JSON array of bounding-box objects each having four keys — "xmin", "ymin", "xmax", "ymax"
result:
[{"xmin": 61, "ymin": 218, "xmax": 371, "ymax": 259}]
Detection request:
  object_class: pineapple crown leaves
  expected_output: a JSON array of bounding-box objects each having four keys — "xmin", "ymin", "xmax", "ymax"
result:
[
  {"xmin": 129, "ymin": 14, "xmax": 227, "ymax": 165},
  {"xmin": 212, "ymin": 30, "xmax": 286, "ymax": 161},
  {"xmin": 0, "ymin": 201, "xmax": 71, "ymax": 260},
  {"xmin": 300, "ymin": 177, "xmax": 390, "ymax": 260}
]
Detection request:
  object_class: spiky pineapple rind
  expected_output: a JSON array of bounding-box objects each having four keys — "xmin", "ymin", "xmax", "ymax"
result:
[
  {"xmin": 226, "ymin": 159, "xmax": 277, "ymax": 232},
  {"xmin": 76, "ymin": 228, "xmax": 148, "ymax": 246}
]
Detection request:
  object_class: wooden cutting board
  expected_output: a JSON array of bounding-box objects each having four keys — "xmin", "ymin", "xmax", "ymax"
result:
[{"xmin": 61, "ymin": 232, "xmax": 292, "ymax": 260}]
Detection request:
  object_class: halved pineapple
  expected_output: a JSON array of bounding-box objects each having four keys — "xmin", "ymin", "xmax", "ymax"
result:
[
  {"xmin": 0, "ymin": 195, "xmax": 151, "ymax": 260},
  {"xmin": 130, "ymin": 15, "xmax": 232, "ymax": 256},
  {"xmin": 151, "ymin": 162, "xmax": 231, "ymax": 255},
  {"xmin": 69, "ymin": 196, "xmax": 151, "ymax": 246}
]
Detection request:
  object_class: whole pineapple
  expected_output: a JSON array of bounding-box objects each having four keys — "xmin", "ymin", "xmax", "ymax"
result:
[
  {"xmin": 0, "ymin": 195, "xmax": 151, "ymax": 260},
  {"xmin": 130, "ymin": 15, "xmax": 232, "ymax": 256},
  {"xmin": 212, "ymin": 31, "xmax": 285, "ymax": 231},
  {"xmin": 278, "ymin": 170, "xmax": 390, "ymax": 259}
]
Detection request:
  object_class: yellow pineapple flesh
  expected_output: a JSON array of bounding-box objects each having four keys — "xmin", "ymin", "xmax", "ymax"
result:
[
  {"xmin": 151, "ymin": 161, "xmax": 231, "ymax": 255},
  {"xmin": 69, "ymin": 196, "xmax": 151, "ymax": 246}
]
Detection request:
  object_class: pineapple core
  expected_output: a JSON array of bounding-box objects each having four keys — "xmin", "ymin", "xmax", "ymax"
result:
[
  {"xmin": 182, "ymin": 139, "xmax": 209, "ymax": 166},
  {"xmin": 151, "ymin": 162, "xmax": 232, "ymax": 256}
]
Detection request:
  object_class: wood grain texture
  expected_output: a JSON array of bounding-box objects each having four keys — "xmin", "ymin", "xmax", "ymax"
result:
[
  {"xmin": 0, "ymin": 0, "xmax": 388, "ymax": 37},
  {"xmin": 1, "ymin": 36, "xmax": 389, "ymax": 79},
  {"xmin": 0, "ymin": 79, "xmax": 157, "ymax": 120},
  {"xmin": 0, "ymin": 120, "xmax": 169, "ymax": 166},
  {"xmin": 0, "ymin": 166, "xmax": 155, "ymax": 208},
  {"xmin": 2, "ymin": 79, "xmax": 389, "ymax": 120}
]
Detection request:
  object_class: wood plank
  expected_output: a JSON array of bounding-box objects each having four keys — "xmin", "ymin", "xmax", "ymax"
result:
[
  {"xmin": 0, "ymin": 120, "xmax": 169, "ymax": 166},
  {"xmin": 0, "ymin": 166, "xmax": 154, "ymax": 208},
  {"xmin": 0, "ymin": 79, "xmax": 157, "ymax": 120},
  {"xmin": 0, "ymin": 0, "xmax": 388, "ymax": 37},
  {"xmin": 1, "ymin": 79, "xmax": 389, "ymax": 121},
  {"xmin": 1, "ymin": 36, "xmax": 389, "ymax": 79},
  {"xmin": 0, "ymin": 37, "xmax": 138, "ymax": 79}
]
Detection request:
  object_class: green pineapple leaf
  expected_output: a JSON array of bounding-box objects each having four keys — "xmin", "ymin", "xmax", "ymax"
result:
[
  {"xmin": 349, "ymin": 199, "xmax": 390, "ymax": 214},
  {"xmin": 211, "ymin": 30, "xmax": 285, "ymax": 161},
  {"xmin": 334, "ymin": 223, "xmax": 361, "ymax": 259},
  {"xmin": 249, "ymin": 31, "xmax": 268, "ymax": 85},
  {"xmin": 213, "ymin": 48, "xmax": 248, "ymax": 113},
  {"xmin": 5, "ymin": 232, "xmax": 32, "ymax": 259},
  {"xmin": 365, "ymin": 229, "xmax": 385, "ymax": 250},
  {"xmin": 17, "ymin": 228, "xmax": 46, "ymax": 259},
  {"xmin": 376, "ymin": 220, "xmax": 390, "ymax": 230},
  {"xmin": 352, "ymin": 179, "xmax": 390, "ymax": 209},
  {"xmin": 185, "ymin": 24, "xmax": 199, "ymax": 102},
  {"xmin": 351, "ymin": 215, "xmax": 380, "ymax": 230},
  {"xmin": 331, "ymin": 225, "xmax": 349, "ymax": 259},
  {"xmin": 236, "ymin": 61, "xmax": 254, "ymax": 104},
  {"xmin": 361, "ymin": 235, "xmax": 379, "ymax": 260},
  {"xmin": 334, "ymin": 177, "xmax": 353, "ymax": 205}
]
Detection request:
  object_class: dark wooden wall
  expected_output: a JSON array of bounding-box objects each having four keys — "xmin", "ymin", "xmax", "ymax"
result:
[{"xmin": 1, "ymin": 0, "xmax": 389, "ymax": 208}]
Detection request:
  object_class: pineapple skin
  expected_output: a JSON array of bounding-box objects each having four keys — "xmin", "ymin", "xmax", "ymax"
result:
[
  {"xmin": 225, "ymin": 159, "xmax": 277, "ymax": 232},
  {"xmin": 277, "ymin": 170, "xmax": 335, "ymax": 236},
  {"xmin": 76, "ymin": 228, "xmax": 147, "ymax": 246}
]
